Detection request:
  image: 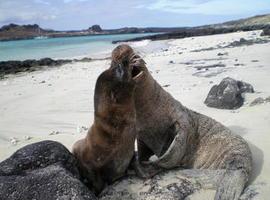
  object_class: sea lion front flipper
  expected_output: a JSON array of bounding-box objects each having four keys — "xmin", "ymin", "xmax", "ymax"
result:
[
  {"xmin": 128, "ymin": 152, "xmax": 163, "ymax": 179},
  {"xmin": 152, "ymin": 121, "xmax": 188, "ymax": 169},
  {"xmin": 214, "ymin": 170, "xmax": 247, "ymax": 200},
  {"xmin": 137, "ymin": 139, "xmax": 154, "ymax": 162}
]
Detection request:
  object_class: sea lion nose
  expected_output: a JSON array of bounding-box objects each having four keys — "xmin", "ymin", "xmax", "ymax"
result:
[{"xmin": 115, "ymin": 63, "xmax": 124, "ymax": 80}]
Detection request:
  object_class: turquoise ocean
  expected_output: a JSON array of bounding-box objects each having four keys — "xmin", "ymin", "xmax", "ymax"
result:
[{"xmin": 0, "ymin": 33, "xmax": 156, "ymax": 61}]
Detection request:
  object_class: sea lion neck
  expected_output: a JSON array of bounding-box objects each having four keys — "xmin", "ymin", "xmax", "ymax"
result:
[{"xmin": 134, "ymin": 72, "xmax": 176, "ymax": 122}]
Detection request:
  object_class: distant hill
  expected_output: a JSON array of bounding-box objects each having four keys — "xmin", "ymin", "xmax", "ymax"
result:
[
  {"xmin": 1, "ymin": 14, "xmax": 270, "ymax": 42},
  {"xmin": 222, "ymin": 14, "xmax": 270, "ymax": 27},
  {"xmin": 113, "ymin": 14, "xmax": 270, "ymax": 43},
  {"xmin": 0, "ymin": 23, "xmax": 187, "ymax": 41}
]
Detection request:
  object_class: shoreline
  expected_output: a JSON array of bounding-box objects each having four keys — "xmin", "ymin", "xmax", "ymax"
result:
[{"xmin": 112, "ymin": 25, "xmax": 270, "ymax": 43}]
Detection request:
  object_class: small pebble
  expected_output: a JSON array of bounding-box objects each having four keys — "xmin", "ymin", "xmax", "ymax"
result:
[
  {"xmin": 10, "ymin": 137, "xmax": 19, "ymax": 145},
  {"xmin": 24, "ymin": 136, "xmax": 32, "ymax": 141},
  {"xmin": 162, "ymin": 84, "xmax": 170, "ymax": 88},
  {"xmin": 250, "ymin": 97, "xmax": 265, "ymax": 106},
  {"xmin": 49, "ymin": 131, "xmax": 60, "ymax": 135}
]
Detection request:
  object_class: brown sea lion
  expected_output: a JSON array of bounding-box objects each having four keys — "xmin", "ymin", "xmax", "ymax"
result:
[
  {"xmin": 72, "ymin": 58, "xmax": 137, "ymax": 195},
  {"xmin": 111, "ymin": 44, "xmax": 252, "ymax": 200}
]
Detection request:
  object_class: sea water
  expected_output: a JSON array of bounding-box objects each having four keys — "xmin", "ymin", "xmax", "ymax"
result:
[{"xmin": 0, "ymin": 33, "xmax": 156, "ymax": 61}]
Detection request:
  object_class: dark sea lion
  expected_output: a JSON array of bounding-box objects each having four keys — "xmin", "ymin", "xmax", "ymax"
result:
[
  {"xmin": 72, "ymin": 59, "xmax": 137, "ymax": 195},
  {"xmin": 111, "ymin": 44, "xmax": 252, "ymax": 200}
]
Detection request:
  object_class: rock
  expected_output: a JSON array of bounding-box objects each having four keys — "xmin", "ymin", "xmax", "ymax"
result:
[
  {"xmin": 77, "ymin": 126, "xmax": 88, "ymax": 134},
  {"xmin": 9, "ymin": 137, "xmax": 19, "ymax": 145},
  {"xmin": 99, "ymin": 168, "xmax": 256, "ymax": 200},
  {"xmin": 217, "ymin": 52, "xmax": 228, "ymax": 56},
  {"xmin": 0, "ymin": 58, "xmax": 73, "ymax": 77},
  {"xmin": 49, "ymin": 130, "xmax": 60, "ymax": 135},
  {"xmin": 195, "ymin": 64, "xmax": 226, "ymax": 70},
  {"xmin": 261, "ymin": 28, "xmax": 270, "ymax": 36},
  {"xmin": 89, "ymin": 25, "xmax": 102, "ymax": 32},
  {"xmin": 24, "ymin": 135, "xmax": 32, "ymax": 141},
  {"xmin": 0, "ymin": 140, "xmax": 97, "ymax": 200},
  {"xmin": 169, "ymin": 60, "xmax": 174, "ymax": 64},
  {"xmin": 234, "ymin": 63, "xmax": 245, "ymax": 66},
  {"xmin": 265, "ymin": 96, "xmax": 270, "ymax": 102},
  {"xmin": 99, "ymin": 169, "xmax": 200, "ymax": 200},
  {"xmin": 237, "ymin": 80, "xmax": 255, "ymax": 93},
  {"xmin": 250, "ymin": 97, "xmax": 265, "ymax": 106},
  {"xmin": 204, "ymin": 77, "xmax": 254, "ymax": 109},
  {"xmin": 162, "ymin": 84, "xmax": 170, "ymax": 88}
]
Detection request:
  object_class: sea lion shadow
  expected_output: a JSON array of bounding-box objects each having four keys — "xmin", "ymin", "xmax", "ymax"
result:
[{"xmin": 228, "ymin": 125, "xmax": 264, "ymax": 184}]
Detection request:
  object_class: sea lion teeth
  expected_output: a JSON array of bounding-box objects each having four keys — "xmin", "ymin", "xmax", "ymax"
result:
[{"xmin": 133, "ymin": 71, "xmax": 143, "ymax": 80}]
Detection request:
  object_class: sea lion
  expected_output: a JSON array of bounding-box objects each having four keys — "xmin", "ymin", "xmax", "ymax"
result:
[
  {"xmin": 72, "ymin": 58, "xmax": 137, "ymax": 195},
  {"xmin": 111, "ymin": 44, "xmax": 252, "ymax": 200}
]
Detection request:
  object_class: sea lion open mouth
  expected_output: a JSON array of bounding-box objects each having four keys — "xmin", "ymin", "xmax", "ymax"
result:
[{"xmin": 132, "ymin": 65, "xmax": 143, "ymax": 80}]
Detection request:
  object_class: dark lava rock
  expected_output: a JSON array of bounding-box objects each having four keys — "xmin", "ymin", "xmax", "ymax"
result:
[
  {"xmin": 261, "ymin": 28, "xmax": 270, "ymax": 36},
  {"xmin": 217, "ymin": 52, "xmax": 228, "ymax": 56},
  {"xmin": 0, "ymin": 58, "xmax": 73, "ymax": 77},
  {"xmin": 89, "ymin": 25, "xmax": 102, "ymax": 32},
  {"xmin": 0, "ymin": 140, "xmax": 96, "ymax": 200},
  {"xmin": 249, "ymin": 97, "xmax": 265, "ymax": 106},
  {"xmin": 204, "ymin": 77, "xmax": 254, "ymax": 109}
]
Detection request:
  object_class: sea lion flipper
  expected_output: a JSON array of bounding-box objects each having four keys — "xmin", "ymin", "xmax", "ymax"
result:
[
  {"xmin": 137, "ymin": 139, "xmax": 154, "ymax": 162},
  {"xmin": 153, "ymin": 122, "xmax": 187, "ymax": 169},
  {"xmin": 129, "ymin": 152, "xmax": 163, "ymax": 179},
  {"xmin": 214, "ymin": 170, "xmax": 247, "ymax": 200}
]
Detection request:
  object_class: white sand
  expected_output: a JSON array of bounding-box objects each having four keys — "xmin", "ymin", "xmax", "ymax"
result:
[{"xmin": 0, "ymin": 30, "xmax": 269, "ymax": 198}]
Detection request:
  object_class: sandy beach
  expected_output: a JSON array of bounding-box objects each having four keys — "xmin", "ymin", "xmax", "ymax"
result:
[{"xmin": 0, "ymin": 30, "xmax": 270, "ymax": 198}]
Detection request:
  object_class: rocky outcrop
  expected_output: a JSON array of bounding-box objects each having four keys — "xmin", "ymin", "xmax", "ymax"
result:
[
  {"xmin": 261, "ymin": 28, "xmax": 270, "ymax": 36},
  {"xmin": 0, "ymin": 24, "xmax": 184, "ymax": 41},
  {"xmin": 0, "ymin": 140, "xmax": 97, "ymax": 200},
  {"xmin": 100, "ymin": 170, "xmax": 199, "ymax": 200},
  {"xmin": 0, "ymin": 57, "xmax": 99, "ymax": 78},
  {"xmin": 100, "ymin": 169, "xmax": 258, "ymax": 200},
  {"xmin": 89, "ymin": 25, "xmax": 103, "ymax": 32},
  {"xmin": 204, "ymin": 77, "xmax": 254, "ymax": 109},
  {"xmin": 112, "ymin": 24, "xmax": 270, "ymax": 43},
  {"xmin": 250, "ymin": 96, "xmax": 270, "ymax": 106},
  {"xmin": 0, "ymin": 24, "xmax": 46, "ymax": 41},
  {"xmin": 0, "ymin": 58, "xmax": 72, "ymax": 77}
]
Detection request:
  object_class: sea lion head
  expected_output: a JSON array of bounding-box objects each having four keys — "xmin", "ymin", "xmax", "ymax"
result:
[
  {"xmin": 111, "ymin": 44, "xmax": 146, "ymax": 83},
  {"xmin": 95, "ymin": 56, "xmax": 136, "ymax": 108}
]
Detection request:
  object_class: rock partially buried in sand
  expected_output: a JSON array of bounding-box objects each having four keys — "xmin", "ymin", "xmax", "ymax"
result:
[
  {"xmin": 99, "ymin": 169, "xmax": 200, "ymax": 200},
  {"xmin": 250, "ymin": 97, "xmax": 265, "ymax": 106},
  {"xmin": 204, "ymin": 77, "xmax": 254, "ymax": 109},
  {"xmin": 261, "ymin": 28, "xmax": 270, "ymax": 36},
  {"xmin": 0, "ymin": 140, "xmax": 97, "ymax": 200},
  {"xmin": 250, "ymin": 96, "xmax": 270, "ymax": 106},
  {"xmin": 99, "ymin": 169, "xmax": 258, "ymax": 200}
]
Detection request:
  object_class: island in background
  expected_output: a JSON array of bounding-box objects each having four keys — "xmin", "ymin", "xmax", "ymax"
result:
[
  {"xmin": 112, "ymin": 14, "xmax": 270, "ymax": 43},
  {"xmin": 0, "ymin": 14, "xmax": 270, "ymax": 42},
  {"xmin": 0, "ymin": 23, "xmax": 186, "ymax": 42}
]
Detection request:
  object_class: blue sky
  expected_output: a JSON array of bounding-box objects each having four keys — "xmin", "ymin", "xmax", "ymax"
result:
[{"xmin": 0, "ymin": 0, "xmax": 270, "ymax": 30}]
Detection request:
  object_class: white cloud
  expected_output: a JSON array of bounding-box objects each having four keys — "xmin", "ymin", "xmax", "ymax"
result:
[
  {"xmin": 0, "ymin": 0, "xmax": 57, "ymax": 24},
  {"xmin": 34, "ymin": 0, "xmax": 50, "ymax": 5},
  {"xmin": 63, "ymin": 0, "xmax": 89, "ymax": 3},
  {"xmin": 139, "ymin": 0, "xmax": 270, "ymax": 15}
]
